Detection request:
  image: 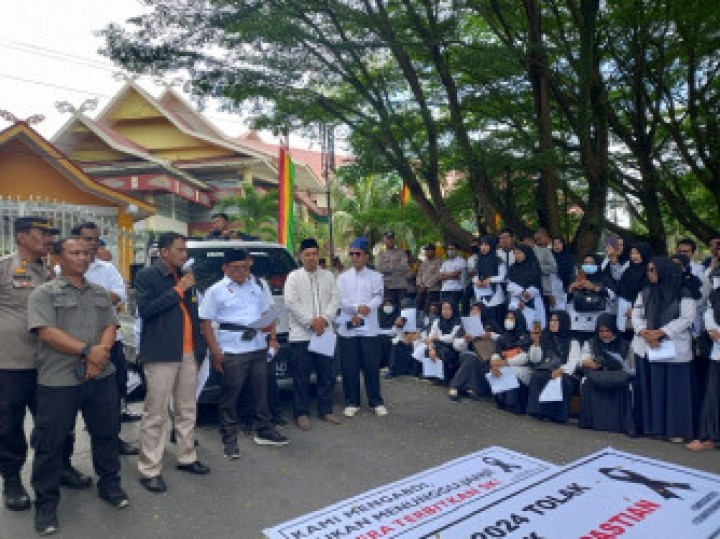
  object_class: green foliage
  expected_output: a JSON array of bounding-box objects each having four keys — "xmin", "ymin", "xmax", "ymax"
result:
[{"xmin": 217, "ymin": 186, "xmax": 278, "ymax": 241}]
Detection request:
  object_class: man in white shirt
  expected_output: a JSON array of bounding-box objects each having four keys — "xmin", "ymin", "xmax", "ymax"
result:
[
  {"xmin": 439, "ymin": 242, "xmax": 467, "ymax": 316},
  {"xmin": 72, "ymin": 222, "xmax": 139, "ymax": 458},
  {"xmin": 336, "ymin": 237, "xmax": 387, "ymax": 417},
  {"xmin": 199, "ymin": 248, "xmax": 290, "ymax": 460},
  {"xmin": 284, "ymin": 238, "xmax": 340, "ymax": 430}
]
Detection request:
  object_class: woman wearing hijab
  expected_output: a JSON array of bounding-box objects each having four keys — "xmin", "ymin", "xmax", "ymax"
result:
[
  {"xmin": 448, "ymin": 303, "xmax": 500, "ymax": 401},
  {"xmin": 378, "ymin": 297, "xmax": 400, "ymax": 371},
  {"xmin": 526, "ymin": 311, "xmax": 577, "ymax": 423},
  {"xmin": 632, "ymin": 256, "xmax": 696, "ymax": 441},
  {"xmin": 473, "ymin": 236, "xmax": 506, "ymax": 329},
  {"xmin": 616, "ymin": 242, "xmax": 653, "ymax": 335},
  {"xmin": 506, "ymin": 244, "xmax": 546, "ymax": 330},
  {"xmin": 578, "ymin": 313, "xmax": 636, "ymax": 435},
  {"xmin": 551, "ymin": 237, "xmax": 575, "ymax": 310},
  {"xmin": 489, "ymin": 309, "xmax": 532, "ymax": 414},
  {"xmin": 686, "ymin": 269, "xmax": 720, "ymax": 450},
  {"xmin": 421, "ymin": 300, "xmax": 461, "ymax": 384}
]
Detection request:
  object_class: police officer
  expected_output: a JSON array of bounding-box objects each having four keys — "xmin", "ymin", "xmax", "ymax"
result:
[
  {"xmin": 28, "ymin": 236, "xmax": 128, "ymax": 535},
  {"xmin": 199, "ymin": 248, "xmax": 289, "ymax": 460},
  {"xmin": 376, "ymin": 231, "xmax": 409, "ymax": 307},
  {"xmin": 0, "ymin": 217, "xmax": 87, "ymax": 513}
]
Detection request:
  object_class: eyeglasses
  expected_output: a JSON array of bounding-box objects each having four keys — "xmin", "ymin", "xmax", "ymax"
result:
[{"xmin": 348, "ymin": 251, "xmax": 364, "ymax": 257}]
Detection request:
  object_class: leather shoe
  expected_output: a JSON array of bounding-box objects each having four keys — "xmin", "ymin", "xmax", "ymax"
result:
[
  {"xmin": 119, "ymin": 439, "xmax": 139, "ymax": 456},
  {"xmin": 3, "ymin": 477, "xmax": 31, "ymax": 511},
  {"xmin": 321, "ymin": 414, "xmax": 342, "ymax": 425},
  {"xmin": 176, "ymin": 461, "xmax": 210, "ymax": 475},
  {"xmin": 139, "ymin": 475, "xmax": 167, "ymax": 493},
  {"xmin": 295, "ymin": 415, "xmax": 311, "ymax": 431},
  {"xmin": 59, "ymin": 467, "xmax": 92, "ymax": 489}
]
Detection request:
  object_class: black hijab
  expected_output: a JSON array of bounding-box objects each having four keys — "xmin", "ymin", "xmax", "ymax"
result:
[
  {"xmin": 437, "ymin": 301, "xmax": 460, "ymax": 334},
  {"xmin": 671, "ymin": 254, "xmax": 702, "ymax": 300},
  {"xmin": 642, "ymin": 256, "xmax": 682, "ymax": 330},
  {"xmin": 496, "ymin": 309, "xmax": 531, "ymax": 352},
  {"xmin": 709, "ymin": 266, "xmax": 720, "ymax": 325},
  {"xmin": 475, "ymin": 236, "xmax": 501, "ymax": 279},
  {"xmin": 589, "ymin": 313, "xmax": 629, "ymax": 370},
  {"xmin": 584, "ymin": 253, "xmax": 616, "ymax": 290},
  {"xmin": 507, "ymin": 245, "xmax": 542, "ymax": 290},
  {"xmin": 617, "ymin": 242, "xmax": 653, "ymax": 303},
  {"xmin": 378, "ymin": 297, "xmax": 399, "ymax": 329},
  {"xmin": 552, "ymin": 237, "xmax": 575, "ymax": 289},
  {"xmin": 538, "ymin": 310, "xmax": 572, "ymax": 369}
]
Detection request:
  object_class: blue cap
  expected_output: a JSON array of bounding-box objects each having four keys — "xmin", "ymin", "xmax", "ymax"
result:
[{"xmin": 349, "ymin": 237, "xmax": 369, "ymax": 252}]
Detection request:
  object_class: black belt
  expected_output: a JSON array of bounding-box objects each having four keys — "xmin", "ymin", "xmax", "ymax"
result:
[{"xmin": 218, "ymin": 323, "xmax": 250, "ymax": 331}]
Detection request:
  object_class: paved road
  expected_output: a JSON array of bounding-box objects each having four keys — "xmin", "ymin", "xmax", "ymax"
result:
[{"xmin": 2, "ymin": 376, "xmax": 718, "ymax": 538}]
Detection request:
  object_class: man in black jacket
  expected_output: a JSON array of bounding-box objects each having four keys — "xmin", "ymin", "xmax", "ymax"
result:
[{"xmin": 135, "ymin": 232, "xmax": 209, "ymax": 494}]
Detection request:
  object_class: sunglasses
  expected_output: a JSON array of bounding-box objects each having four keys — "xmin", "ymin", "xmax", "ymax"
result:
[{"xmin": 349, "ymin": 251, "xmax": 364, "ymax": 257}]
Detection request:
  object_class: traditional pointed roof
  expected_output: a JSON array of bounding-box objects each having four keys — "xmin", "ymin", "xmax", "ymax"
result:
[{"xmin": 0, "ymin": 122, "xmax": 154, "ymax": 219}]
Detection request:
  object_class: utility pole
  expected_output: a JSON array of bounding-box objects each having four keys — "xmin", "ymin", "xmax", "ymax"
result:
[{"xmin": 320, "ymin": 124, "xmax": 335, "ymax": 258}]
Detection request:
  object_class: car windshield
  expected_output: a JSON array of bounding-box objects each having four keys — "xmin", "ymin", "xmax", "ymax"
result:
[{"xmin": 189, "ymin": 246, "xmax": 297, "ymax": 294}]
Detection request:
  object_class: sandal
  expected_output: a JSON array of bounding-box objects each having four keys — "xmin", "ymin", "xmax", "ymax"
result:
[
  {"xmin": 685, "ymin": 440, "xmax": 715, "ymax": 451},
  {"xmin": 448, "ymin": 389, "xmax": 460, "ymax": 402}
]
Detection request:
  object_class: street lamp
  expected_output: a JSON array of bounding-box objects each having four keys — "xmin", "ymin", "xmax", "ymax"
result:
[{"xmin": 320, "ymin": 124, "xmax": 335, "ymax": 258}]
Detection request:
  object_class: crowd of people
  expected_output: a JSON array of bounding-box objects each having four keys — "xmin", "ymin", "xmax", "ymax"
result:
[{"xmin": 1, "ymin": 214, "xmax": 719, "ymax": 536}]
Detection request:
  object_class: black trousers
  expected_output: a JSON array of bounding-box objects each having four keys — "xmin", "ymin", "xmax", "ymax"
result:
[
  {"xmin": 339, "ymin": 336, "xmax": 383, "ymax": 408},
  {"xmin": 290, "ymin": 342, "xmax": 335, "ymax": 418},
  {"xmin": 31, "ymin": 375, "xmax": 120, "ymax": 511},
  {"xmin": 238, "ymin": 352, "xmax": 281, "ymax": 425},
  {"xmin": 460, "ymin": 283, "xmax": 475, "ymax": 316},
  {"xmin": 384, "ymin": 288, "xmax": 406, "ymax": 308},
  {"xmin": 220, "ymin": 350, "xmax": 272, "ymax": 445},
  {"xmin": 110, "ymin": 341, "xmax": 127, "ymax": 400},
  {"xmin": 0, "ymin": 370, "xmax": 73, "ymax": 480}
]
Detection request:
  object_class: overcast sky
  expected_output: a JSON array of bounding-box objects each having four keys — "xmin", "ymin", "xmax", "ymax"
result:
[{"xmin": 0, "ymin": 0, "xmax": 295, "ymax": 145}]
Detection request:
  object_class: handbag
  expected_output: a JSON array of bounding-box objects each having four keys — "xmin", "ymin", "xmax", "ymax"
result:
[{"xmin": 573, "ymin": 290, "xmax": 606, "ymax": 312}]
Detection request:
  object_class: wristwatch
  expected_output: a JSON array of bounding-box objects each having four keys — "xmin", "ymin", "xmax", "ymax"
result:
[{"xmin": 79, "ymin": 344, "xmax": 92, "ymax": 359}]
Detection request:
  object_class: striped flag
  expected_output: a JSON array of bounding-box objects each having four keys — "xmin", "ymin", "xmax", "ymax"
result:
[
  {"xmin": 278, "ymin": 146, "xmax": 295, "ymax": 253},
  {"xmin": 400, "ymin": 181, "xmax": 411, "ymax": 206}
]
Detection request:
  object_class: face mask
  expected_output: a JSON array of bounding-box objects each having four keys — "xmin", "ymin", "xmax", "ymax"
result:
[
  {"xmin": 582, "ymin": 264, "xmax": 598, "ymax": 274},
  {"xmin": 504, "ymin": 320, "xmax": 515, "ymax": 331},
  {"xmin": 383, "ymin": 306, "xmax": 395, "ymax": 314},
  {"xmin": 447, "ymin": 249, "xmax": 457, "ymax": 258}
]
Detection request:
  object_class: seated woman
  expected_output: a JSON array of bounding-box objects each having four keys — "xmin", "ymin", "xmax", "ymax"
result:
[
  {"xmin": 419, "ymin": 300, "xmax": 461, "ymax": 384},
  {"xmin": 448, "ymin": 303, "xmax": 500, "ymax": 401},
  {"xmin": 378, "ymin": 296, "xmax": 400, "ymax": 371},
  {"xmin": 578, "ymin": 313, "xmax": 636, "ymax": 435},
  {"xmin": 489, "ymin": 309, "xmax": 532, "ymax": 414},
  {"xmin": 506, "ymin": 245, "xmax": 546, "ymax": 330},
  {"xmin": 526, "ymin": 311, "xmax": 577, "ymax": 423},
  {"xmin": 387, "ymin": 299, "xmax": 422, "ymax": 378},
  {"xmin": 686, "ymin": 270, "xmax": 720, "ymax": 451}
]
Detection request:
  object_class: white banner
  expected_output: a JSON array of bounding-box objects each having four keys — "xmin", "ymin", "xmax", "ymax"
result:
[
  {"xmin": 263, "ymin": 447, "xmax": 557, "ymax": 539},
  {"xmin": 425, "ymin": 447, "xmax": 720, "ymax": 538}
]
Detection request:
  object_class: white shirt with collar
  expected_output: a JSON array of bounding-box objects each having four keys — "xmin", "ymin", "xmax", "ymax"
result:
[
  {"xmin": 199, "ymin": 275, "xmax": 271, "ymax": 354},
  {"xmin": 336, "ymin": 266, "xmax": 384, "ymax": 337},
  {"xmin": 284, "ymin": 266, "xmax": 339, "ymax": 342},
  {"xmin": 497, "ymin": 248, "xmax": 515, "ymax": 268},
  {"xmin": 440, "ymin": 256, "xmax": 467, "ymax": 291}
]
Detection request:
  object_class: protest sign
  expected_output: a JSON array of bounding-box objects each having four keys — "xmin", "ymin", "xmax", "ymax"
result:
[
  {"xmin": 264, "ymin": 447, "xmax": 557, "ymax": 539},
  {"xmin": 424, "ymin": 447, "xmax": 720, "ymax": 538}
]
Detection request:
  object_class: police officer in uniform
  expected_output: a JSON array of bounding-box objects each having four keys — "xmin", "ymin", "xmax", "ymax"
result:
[
  {"xmin": 28, "ymin": 236, "xmax": 128, "ymax": 535},
  {"xmin": 0, "ymin": 217, "xmax": 87, "ymax": 513},
  {"xmin": 199, "ymin": 248, "xmax": 289, "ymax": 460}
]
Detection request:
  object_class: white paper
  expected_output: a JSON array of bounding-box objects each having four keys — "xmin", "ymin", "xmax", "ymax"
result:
[
  {"xmin": 616, "ymin": 297, "xmax": 631, "ymax": 332},
  {"xmin": 308, "ymin": 330, "xmax": 338, "ymax": 357},
  {"xmin": 485, "ymin": 366, "xmax": 520, "ymax": 394},
  {"xmin": 422, "ymin": 356, "xmax": 444, "ymax": 379},
  {"xmin": 400, "ymin": 308, "xmax": 417, "ymax": 332},
  {"xmin": 412, "ymin": 343, "xmax": 428, "ymax": 360},
  {"xmin": 247, "ymin": 304, "xmax": 284, "ymax": 329},
  {"xmin": 196, "ymin": 356, "xmax": 210, "ymax": 399},
  {"xmin": 647, "ymin": 339, "xmax": 677, "ymax": 362},
  {"xmin": 461, "ymin": 316, "xmax": 484, "ymax": 337},
  {"xmin": 538, "ymin": 377, "xmax": 564, "ymax": 402},
  {"xmin": 126, "ymin": 370, "xmax": 142, "ymax": 396},
  {"xmin": 710, "ymin": 341, "xmax": 720, "ymax": 361}
]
